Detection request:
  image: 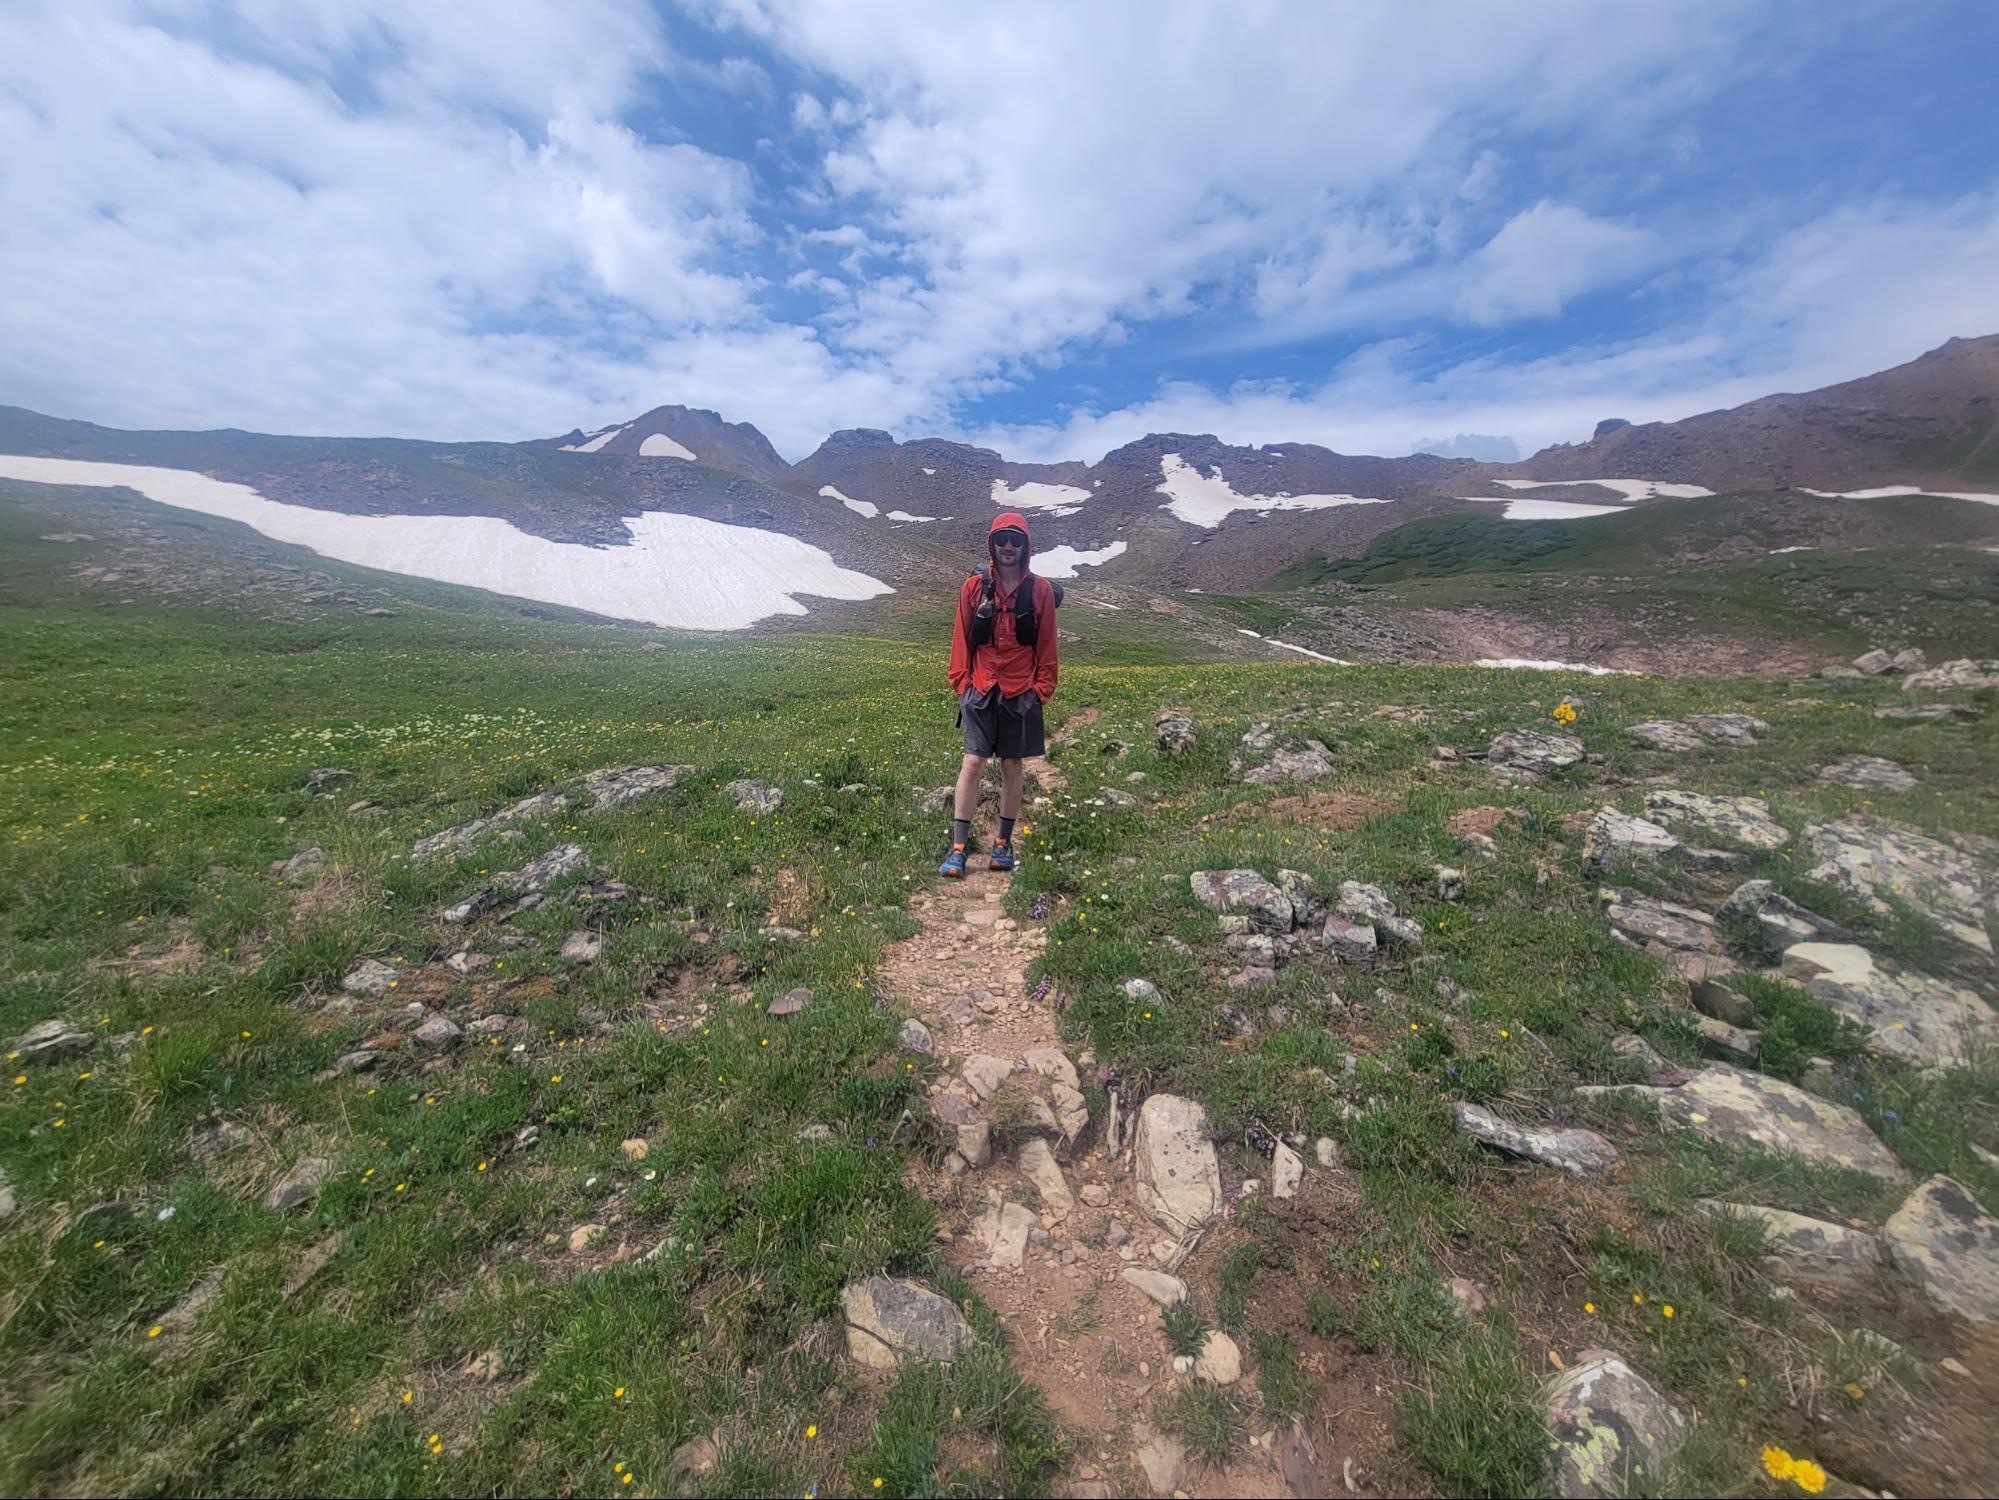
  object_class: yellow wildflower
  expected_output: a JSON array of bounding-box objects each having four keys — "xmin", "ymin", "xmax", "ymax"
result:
[
  {"xmin": 1791, "ymin": 1459, "xmax": 1827, "ymax": 1494},
  {"xmin": 1762, "ymin": 1446, "xmax": 1796, "ymax": 1482}
]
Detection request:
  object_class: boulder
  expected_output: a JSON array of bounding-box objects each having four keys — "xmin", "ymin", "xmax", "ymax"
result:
[
  {"xmin": 1696, "ymin": 1201, "xmax": 1888, "ymax": 1292},
  {"xmin": 1802, "ymin": 815, "xmax": 1994, "ymax": 955},
  {"xmin": 1692, "ymin": 1014, "xmax": 1759, "ymax": 1062},
  {"xmin": 1890, "ymin": 647, "xmax": 1928, "ymax": 673},
  {"xmin": 1903, "ymin": 658, "xmax": 1999, "ymax": 693},
  {"xmin": 1690, "ymin": 976, "xmax": 1757, "ymax": 1027},
  {"xmin": 1487, "ymin": 730, "xmax": 1585, "ymax": 782},
  {"xmin": 1717, "ymin": 880, "xmax": 1846, "ymax": 947},
  {"xmin": 1338, "ymin": 881, "xmax": 1421, "ymax": 944},
  {"xmin": 10, "ymin": 1019, "xmax": 92, "ymax": 1062},
  {"xmin": 1598, "ymin": 887, "xmax": 1736, "ymax": 979},
  {"xmin": 1134, "ymin": 1094, "xmax": 1222, "ymax": 1234},
  {"xmin": 841, "ymin": 1276, "xmax": 974, "ymax": 1368},
  {"xmin": 1541, "ymin": 1353, "xmax": 1688, "ymax": 1499},
  {"xmin": 1189, "ymin": 869, "xmax": 1294, "ymax": 930},
  {"xmin": 1780, "ymin": 943, "xmax": 1994, "ymax": 1068},
  {"xmin": 339, "ymin": 959, "xmax": 398, "ymax": 997},
  {"xmin": 955, "ymin": 1120, "xmax": 992, "ymax": 1169},
  {"xmin": 1156, "ymin": 709, "xmax": 1198, "ymax": 756},
  {"xmin": 1883, "ymin": 1176, "xmax": 1999, "ymax": 1322},
  {"xmin": 1852, "ymin": 649, "xmax": 1894, "ymax": 675},
  {"xmin": 412, "ymin": 1015, "xmax": 462, "ymax": 1050},
  {"xmin": 1320, "ymin": 913, "xmax": 1378, "ymax": 963},
  {"xmin": 1642, "ymin": 791, "xmax": 1788, "ymax": 850},
  {"xmin": 1243, "ymin": 740, "xmax": 1336, "ymax": 784},
  {"xmin": 1626, "ymin": 720, "xmax": 1704, "ymax": 752},
  {"xmin": 1576, "ymin": 1066, "xmax": 1907, "ymax": 1183},
  {"xmin": 411, "ymin": 765, "xmax": 688, "ymax": 860},
  {"xmin": 1583, "ymin": 808, "xmax": 1680, "ymax": 866},
  {"xmin": 1817, "ymin": 755, "xmax": 1917, "ymax": 793},
  {"xmin": 1455, "ymin": 1102, "xmax": 1620, "ymax": 1175},
  {"xmin": 725, "ymin": 778, "xmax": 783, "ymax": 815},
  {"xmin": 1876, "ymin": 703, "xmax": 1979, "ymax": 722},
  {"xmin": 961, "ymin": 1054, "xmax": 1014, "ymax": 1099},
  {"xmin": 1684, "ymin": 713, "xmax": 1767, "ymax": 745},
  {"xmin": 976, "ymin": 1195, "xmax": 1035, "ymax": 1268},
  {"xmin": 898, "ymin": 1018, "xmax": 934, "ymax": 1054},
  {"xmin": 264, "ymin": 1156, "xmax": 336, "ymax": 1211}
]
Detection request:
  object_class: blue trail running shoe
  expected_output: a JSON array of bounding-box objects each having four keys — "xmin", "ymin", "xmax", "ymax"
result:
[
  {"xmin": 939, "ymin": 844, "xmax": 968, "ymax": 878},
  {"xmin": 987, "ymin": 841, "xmax": 1016, "ymax": 872}
]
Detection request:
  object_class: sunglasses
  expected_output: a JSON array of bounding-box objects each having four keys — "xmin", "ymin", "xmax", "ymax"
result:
[{"xmin": 993, "ymin": 534, "xmax": 1025, "ymax": 547}]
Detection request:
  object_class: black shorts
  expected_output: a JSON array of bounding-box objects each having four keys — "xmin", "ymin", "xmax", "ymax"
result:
[{"xmin": 960, "ymin": 685, "xmax": 1046, "ymax": 758}]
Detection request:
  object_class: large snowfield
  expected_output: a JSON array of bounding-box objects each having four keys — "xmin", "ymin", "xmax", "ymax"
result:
[
  {"xmin": 991, "ymin": 479, "xmax": 1092, "ymax": 516},
  {"xmin": 0, "ymin": 456, "xmax": 890, "ymax": 630},
  {"xmin": 1154, "ymin": 453, "xmax": 1386, "ymax": 528},
  {"xmin": 1033, "ymin": 541, "xmax": 1126, "ymax": 577}
]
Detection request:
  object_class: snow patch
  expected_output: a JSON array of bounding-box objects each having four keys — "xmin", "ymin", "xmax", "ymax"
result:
[
  {"xmin": 1768, "ymin": 545, "xmax": 1814, "ymax": 554},
  {"xmin": 1800, "ymin": 485, "xmax": 1999, "ymax": 506},
  {"xmin": 1475, "ymin": 657, "xmax": 1634, "ymax": 676},
  {"xmin": 992, "ymin": 479, "xmax": 1091, "ymax": 516},
  {"xmin": 886, "ymin": 509, "xmax": 937, "ymax": 523},
  {"xmin": 1462, "ymin": 497, "xmax": 1632, "ymax": 519},
  {"xmin": 819, "ymin": 484, "xmax": 878, "ymax": 518},
  {"xmin": 1156, "ymin": 453, "xmax": 1386, "ymax": 528},
  {"xmin": 638, "ymin": 433, "xmax": 696, "ymax": 461},
  {"xmin": 0, "ymin": 456, "xmax": 890, "ymax": 631},
  {"xmin": 921, "ymin": 466, "xmax": 936, "ymax": 475},
  {"xmin": 1236, "ymin": 628, "xmax": 1347, "ymax": 663},
  {"xmin": 1080, "ymin": 596, "xmax": 1122, "ymax": 610},
  {"xmin": 560, "ymin": 426, "xmax": 624, "ymax": 454},
  {"xmin": 1034, "ymin": 541, "xmax": 1127, "ymax": 578},
  {"xmin": 1497, "ymin": 478, "xmax": 1713, "ymax": 501}
]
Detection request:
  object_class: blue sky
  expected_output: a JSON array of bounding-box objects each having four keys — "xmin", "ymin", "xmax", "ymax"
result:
[{"xmin": 2, "ymin": 2, "xmax": 1997, "ymax": 464}]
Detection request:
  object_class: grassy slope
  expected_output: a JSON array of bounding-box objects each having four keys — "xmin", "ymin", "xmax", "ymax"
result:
[{"xmin": 2, "ymin": 485, "xmax": 1997, "ymax": 1497}]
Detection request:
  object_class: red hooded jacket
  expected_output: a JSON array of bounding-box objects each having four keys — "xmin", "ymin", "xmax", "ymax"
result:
[{"xmin": 948, "ymin": 511, "xmax": 1059, "ymax": 704}]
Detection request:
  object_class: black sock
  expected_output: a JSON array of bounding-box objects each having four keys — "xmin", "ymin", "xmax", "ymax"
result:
[
  {"xmin": 951, "ymin": 818, "xmax": 969, "ymax": 847},
  {"xmin": 998, "ymin": 817, "xmax": 1015, "ymax": 845}
]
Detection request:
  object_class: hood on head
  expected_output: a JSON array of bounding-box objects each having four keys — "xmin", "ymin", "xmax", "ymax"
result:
[{"xmin": 989, "ymin": 509, "xmax": 1032, "ymax": 570}]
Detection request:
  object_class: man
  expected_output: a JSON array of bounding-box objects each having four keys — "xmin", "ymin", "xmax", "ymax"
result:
[{"xmin": 940, "ymin": 511, "xmax": 1059, "ymax": 877}]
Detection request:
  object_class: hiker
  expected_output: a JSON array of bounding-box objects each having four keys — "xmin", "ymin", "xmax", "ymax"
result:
[{"xmin": 940, "ymin": 511, "xmax": 1059, "ymax": 876}]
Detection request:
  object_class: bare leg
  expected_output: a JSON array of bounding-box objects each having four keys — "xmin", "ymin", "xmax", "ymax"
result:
[
  {"xmin": 999, "ymin": 758, "xmax": 1024, "ymax": 822},
  {"xmin": 953, "ymin": 753, "xmax": 988, "ymax": 820}
]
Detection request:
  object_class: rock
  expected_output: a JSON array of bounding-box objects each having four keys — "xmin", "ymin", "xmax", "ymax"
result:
[
  {"xmin": 962, "ymin": 1054, "xmax": 1014, "ymax": 1099},
  {"xmin": 340, "ymin": 959, "xmax": 398, "ymax": 997},
  {"xmin": 1487, "ymin": 729, "xmax": 1585, "ymax": 782},
  {"xmin": 1448, "ymin": 1278, "xmax": 1487, "ymax": 1316},
  {"xmin": 1133, "ymin": 1094, "xmax": 1222, "ymax": 1234},
  {"xmin": 1156, "ymin": 709, "xmax": 1198, "ymax": 756},
  {"xmin": 1780, "ymin": 943, "xmax": 1994, "ymax": 1068},
  {"xmin": 1094, "ymin": 786, "xmax": 1139, "ymax": 809},
  {"xmin": 0, "ymin": 1166, "xmax": 15, "ymax": 1225},
  {"xmin": 1271, "ymin": 1140, "xmax": 1304, "ymax": 1198},
  {"xmin": 1049, "ymin": 1083, "xmax": 1090, "ymax": 1143},
  {"xmin": 1018, "ymin": 1139, "xmax": 1075, "ymax": 1218},
  {"xmin": 1717, "ymin": 880, "xmax": 1846, "ymax": 947},
  {"xmin": 1853, "ymin": 649, "xmax": 1895, "ymax": 675},
  {"xmin": 160, "ymin": 1266, "xmax": 228, "ymax": 1333},
  {"xmin": 768, "ymin": 986, "xmax": 812, "ymax": 1017},
  {"xmin": 1598, "ymin": 887, "xmax": 1736, "ymax": 979},
  {"xmin": 304, "ymin": 767, "xmax": 355, "ymax": 794},
  {"xmin": 1583, "ymin": 808, "xmax": 1681, "ymax": 866},
  {"xmin": 410, "ymin": 768, "xmax": 686, "ymax": 861},
  {"xmin": 955, "ymin": 1120, "xmax": 992, "ymax": 1168},
  {"xmin": 1903, "ymin": 658, "xmax": 1999, "ymax": 693},
  {"xmin": 1610, "ymin": 1034, "xmax": 1692, "ymax": 1086},
  {"xmin": 1121, "ymin": 977, "xmax": 1162, "ymax": 1004},
  {"xmin": 559, "ymin": 930, "xmax": 603, "ymax": 962},
  {"xmin": 498, "ymin": 842, "xmax": 591, "ymax": 893},
  {"xmin": 1803, "ymin": 814, "xmax": 1995, "ymax": 955},
  {"xmin": 1079, "ymin": 1183, "xmax": 1111, "ymax": 1207},
  {"xmin": 1120, "ymin": 1268, "xmax": 1188, "ymax": 1306},
  {"xmin": 1890, "ymin": 647, "xmax": 1928, "ymax": 672},
  {"xmin": 1194, "ymin": 1330, "xmax": 1242, "ymax": 1385},
  {"xmin": 1224, "ymin": 932, "xmax": 1279, "ymax": 966},
  {"xmin": 1243, "ymin": 740, "xmax": 1337, "ymax": 784},
  {"xmin": 1642, "ymin": 790, "xmax": 1788, "ymax": 850},
  {"xmin": 1462, "ymin": 832, "xmax": 1499, "ymax": 860},
  {"xmin": 1189, "ymin": 869, "xmax": 1294, "ymax": 930},
  {"xmin": 1314, "ymin": 1137, "xmax": 1340, "ymax": 1167},
  {"xmin": 1435, "ymin": 865, "xmax": 1465, "ymax": 902},
  {"xmin": 188, "ymin": 1119, "xmax": 256, "ymax": 1164},
  {"xmin": 412, "ymin": 1015, "xmax": 462, "ymax": 1050},
  {"xmin": 1692, "ymin": 1014, "xmax": 1759, "ymax": 1062},
  {"xmin": 1818, "ymin": 755, "xmax": 1917, "ymax": 793},
  {"xmin": 1541, "ymin": 1353, "xmax": 1688, "ymax": 1499},
  {"xmin": 1022, "ymin": 1047, "xmax": 1080, "ymax": 1089},
  {"xmin": 1577, "ymin": 1066, "xmax": 1907, "ymax": 1183},
  {"xmin": 11, "ymin": 1019, "xmax": 92, "ymax": 1062},
  {"xmin": 1320, "ymin": 913, "xmax": 1378, "ymax": 963},
  {"xmin": 898, "ymin": 1018, "xmax": 934, "ymax": 1054},
  {"xmin": 264, "ymin": 1156, "xmax": 336, "ymax": 1211},
  {"xmin": 467, "ymin": 1016, "xmax": 511, "ymax": 1036},
  {"xmin": 725, "ymin": 778, "xmax": 783, "ymax": 814},
  {"xmin": 1877, "ymin": 702, "xmax": 1980, "ymax": 722},
  {"xmin": 1884, "ymin": 1176, "xmax": 1999, "ymax": 1321},
  {"xmin": 977, "ymin": 1195, "xmax": 1036, "ymax": 1268},
  {"xmin": 1696, "ymin": 1202, "xmax": 1888, "ymax": 1292},
  {"xmin": 1455, "ymin": 1102, "xmax": 1620, "ymax": 1175},
  {"xmin": 568, "ymin": 1223, "xmax": 607, "ymax": 1254},
  {"xmin": 444, "ymin": 950, "xmax": 492, "ymax": 976},
  {"xmin": 275, "ymin": 846, "xmax": 328, "ymax": 879},
  {"xmin": 1132, "ymin": 1420, "xmax": 1186, "ymax": 1493},
  {"xmin": 1626, "ymin": 720, "xmax": 1704, "ymax": 752},
  {"xmin": 1689, "ymin": 978, "xmax": 1755, "ymax": 1029},
  {"xmin": 1685, "ymin": 713, "xmax": 1767, "ymax": 745},
  {"xmin": 668, "ymin": 1434, "xmax": 720, "ymax": 1480},
  {"xmin": 841, "ymin": 1276, "xmax": 973, "ymax": 1368}
]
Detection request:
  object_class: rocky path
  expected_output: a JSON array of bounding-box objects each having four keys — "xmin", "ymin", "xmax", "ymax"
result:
[{"xmin": 883, "ymin": 864, "xmax": 1296, "ymax": 1499}]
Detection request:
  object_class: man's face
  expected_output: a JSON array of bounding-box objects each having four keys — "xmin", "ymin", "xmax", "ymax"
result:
[{"xmin": 993, "ymin": 531, "xmax": 1025, "ymax": 559}]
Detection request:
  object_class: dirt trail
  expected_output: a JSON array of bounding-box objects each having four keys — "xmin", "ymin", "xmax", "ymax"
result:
[{"xmin": 884, "ymin": 861, "xmax": 1294, "ymax": 1499}]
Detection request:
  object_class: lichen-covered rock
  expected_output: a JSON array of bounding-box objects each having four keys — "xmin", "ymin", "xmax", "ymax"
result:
[
  {"xmin": 1156, "ymin": 709, "xmax": 1198, "ymax": 756},
  {"xmin": 1717, "ymin": 880, "xmax": 1846, "ymax": 947},
  {"xmin": 1684, "ymin": 713, "xmax": 1767, "ymax": 745},
  {"xmin": 339, "ymin": 959, "xmax": 398, "ymax": 997},
  {"xmin": 1243, "ymin": 739, "xmax": 1336, "ymax": 784},
  {"xmin": 1455, "ymin": 1102, "xmax": 1620, "ymax": 1175},
  {"xmin": 10, "ymin": 1019, "xmax": 92, "ymax": 1062},
  {"xmin": 1626, "ymin": 720, "xmax": 1704, "ymax": 752},
  {"xmin": 841, "ymin": 1276, "xmax": 974, "ymax": 1368},
  {"xmin": 1134, "ymin": 1094, "xmax": 1222, "ymax": 1234},
  {"xmin": 1598, "ymin": 887, "xmax": 1736, "ymax": 979},
  {"xmin": 1643, "ymin": 790, "xmax": 1788, "ymax": 850},
  {"xmin": 1487, "ymin": 729, "xmax": 1585, "ymax": 781},
  {"xmin": 264, "ymin": 1155, "xmax": 336, "ymax": 1211},
  {"xmin": 1189, "ymin": 869, "xmax": 1294, "ymax": 930},
  {"xmin": 1903, "ymin": 658, "xmax": 1999, "ymax": 693},
  {"xmin": 1817, "ymin": 755, "xmax": 1917, "ymax": 793},
  {"xmin": 1780, "ymin": 943, "xmax": 1994, "ymax": 1068},
  {"xmin": 1541, "ymin": 1353, "xmax": 1687, "ymax": 1498},
  {"xmin": 412, "ymin": 765, "xmax": 688, "ymax": 859},
  {"xmin": 1802, "ymin": 815, "xmax": 1995, "ymax": 955},
  {"xmin": 1696, "ymin": 1201, "xmax": 1888, "ymax": 1292},
  {"xmin": 1883, "ymin": 1176, "xmax": 1999, "ymax": 1322},
  {"xmin": 1583, "ymin": 808, "xmax": 1680, "ymax": 866},
  {"xmin": 1577, "ymin": 1066, "xmax": 1907, "ymax": 1183},
  {"xmin": 725, "ymin": 778, "xmax": 784, "ymax": 815}
]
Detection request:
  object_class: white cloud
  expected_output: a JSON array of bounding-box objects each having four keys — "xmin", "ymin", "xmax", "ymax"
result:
[{"xmin": 1453, "ymin": 202, "xmax": 1656, "ymax": 326}]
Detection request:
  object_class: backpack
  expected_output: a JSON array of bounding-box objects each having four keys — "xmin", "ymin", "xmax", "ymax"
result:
[{"xmin": 967, "ymin": 565, "xmax": 1063, "ymax": 649}]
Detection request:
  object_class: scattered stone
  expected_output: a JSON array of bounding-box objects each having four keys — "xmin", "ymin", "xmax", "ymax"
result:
[
  {"xmin": 1134, "ymin": 1094, "xmax": 1222, "ymax": 1234},
  {"xmin": 1883, "ymin": 1175, "xmax": 1999, "ymax": 1322},
  {"xmin": 1243, "ymin": 739, "xmax": 1336, "ymax": 784},
  {"xmin": 1320, "ymin": 913, "xmax": 1378, "ymax": 964},
  {"xmin": 1626, "ymin": 720, "xmax": 1704, "ymax": 752},
  {"xmin": 725, "ymin": 778, "xmax": 783, "ymax": 814},
  {"xmin": 1697, "ymin": 1202, "xmax": 1888, "ymax": 1292},
  {"xmin": 1189, "ymin": 869, "xmax": 1294, "ymax": 930},
  {"xmin": 1049, "ymin": 1082, "xmax": 1090, "ymax": 1143},
  {"xmin": 962, "ymin": 1054, "xmax": 1014, "ymax": 1099},
  {"xmin": 1818, "ymin": 755, "xmax": 1917, "ymax": 793},
  {"xmin": 1541, "ymin": 1353, "xmax": 1688, "ymax": 1499},
  {"xmin": 1194, "ymin": 1330, "xmax": 1242, "ymax": 1384},
  {"xmin": 898, "ymin": 1018, "xmax": 934, "ymax": 1054},
  {"xmin": 10, "ymin": 1019, "xmax": 92, "ymax": 1062},
  {"xmin": 1853, "ymin": 649, "xmax": 1894, "ymax": 676},
  {"xmin": 411, "ymin": 765, "xmax": 688, "ymax": 860},
  {"xmin": 568, "ymin": 1223, "xmax": 606, "ymax": 1254},
  {"xmin": 1903, "ymin": 658, "xmax": 1999, "ymax": 693},
  {"xmin": 1781, "ymin": 943, "xmax": 1994, "ymax": 1068},
  {"xmin": 559, "ymin": 930, "xmax": 603, "ymax": 962},
  {"xmin": 1583, "ymin": 807, "xmax": 1680, "ymax": 866},
  {"xmin": 444, "ymin": 950, "xmax": 492, "ymax": 976},
  {"xmin": 1156, "ymin": 709, "xmax": 1198, "ymax": 756},
  {"xmin": 1692, "ymin": 1014, "xmax": 1759, "ymax": 1062},
  {"xmin": 1337, "ymin": 881, "xmax": 1421, "ymax": 944},
  {"xmin": 668, "ymin": 1435, "xmax": 720, "ymax": 1481},
  {"xmin": 768, "ymin": 986, "xmax": 812, "ymax": 1018},
  {"xmin": 188, "ymin": 1119, "xmax": 256, "ymax": 1164},
  {"xmin": 955, "ymin": 1121, "xmax": 992, "ymax": 1169},
  {"xmin": 1717, "ymin": 880, "xmax": 1846, "ymax": 947},
  {"xmin": 620, "ymin": 1138, "xmax": 649, "ymax": 1161},
  {"xmin": 1577, "ymin": 1066, "xmax": 1907, "ymax": 1183},
  {"xmin": 1017, "ymin": 1138, "xmax": 1075, "ymax": 1218},
  {"xmin": 160, "ymin": 1267, "xmax": 227, "ymax": 1333},
  {"xmin": 1890, "ymin": 647, "xmax": 1928, "ymax": 673},
  {"xmin": 1079, "ymin": 1183, "xmax": 1111, "ymax": 1207},
  {"xmin": 1598, "ymin": 887, "xmax": 1736, "ymax": 979},
  {"xmin": 1313, "ymin": 1137, "xmax": 1340, "ymax": 1167},
  {"xmin": 1448, "ymin": 1278, "xmax": 1487, "ymax": 1316},
  {"xmin": 1021, "ymin": 1047, "xmax": 1079, "ymax": 1089},
  {"xmin": 1271, "ymin": 1140, "xmax": 1304, "ymax": 1198},
  {"xmin": 1685, "ymin": 713, "xmax": 1767, "ymax": 745},
  {"xmin": 1132, "ymin": 1420, "xmax": 1186, "ymax": 1494},
  {"xmin": 412, "ymin": 1015, "xmax": 462, "ymax": 1050},
  {"xmin": 1876, "ymin": 703, "xmax": 1979, "ymax": 722},
  {"xmin": 274, "ymin": 846, "xmax": 328, "ymax": 879},
  {"xmin": 1121, "ymin": 977, "xmax": 1161, "ymax": 1004},
  {"xmin": 977, "ymin": 1195, "xmax": 1036, "ymax": 1268},
  {"xmin": 1120, "ymin": 1268, "xmax": 1188, "ymax": 1306},
  {"xmin": 264, "ymin": 1156, "xmax": 336, "ymax": 1211},
  {"xmin": 1643, "ymin": 790, "xmax": 1788, "ymax": 850},
  {"xmin": 1487, "ymin": 729, "xmax": 1585, "ymax": 782},
  {"xmin": 1802, "ymin": 814, "xmax": 1995, "ymax": 955},
  {"xmin": 1455, "ymin": 1102, "xmax": 1620, "ymax": 1176},
  {"xmin": 1435, "ymin": 865, "xmax": 1465, "ymax": 901},
  {"xmin": 304, "ymin": 767, "xmax": 355, "ymax": 795},
  {"xmin": 841, "ymin": 1276, "xmax": 974, "ymax": 1368}
]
